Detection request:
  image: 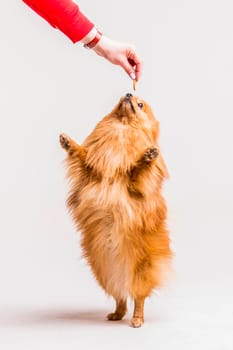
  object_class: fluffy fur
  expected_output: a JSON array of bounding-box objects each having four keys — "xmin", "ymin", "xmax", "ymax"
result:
[{"xmin": 60, "ymin": 94, "xmax": 172, "ymax": 327}]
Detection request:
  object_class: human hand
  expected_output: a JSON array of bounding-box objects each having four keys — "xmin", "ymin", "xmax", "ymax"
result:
[{"xmin": 92, "ymin": 36, "xmax": 143, "ymax": 81}]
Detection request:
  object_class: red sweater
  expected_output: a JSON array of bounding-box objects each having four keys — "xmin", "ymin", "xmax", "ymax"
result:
[{"xmin": 22, "ymin": 0, "xmax": 94, "ymax": 43}]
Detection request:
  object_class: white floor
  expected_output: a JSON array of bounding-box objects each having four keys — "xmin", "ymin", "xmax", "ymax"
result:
[{"xmin": 1, "ymin": 287, "xmax": 233, "ymax": 350}]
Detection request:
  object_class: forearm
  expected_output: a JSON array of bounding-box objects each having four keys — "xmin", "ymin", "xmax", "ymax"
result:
[
  {"xmin": 22, "ymin": 0, "xmax": 143, "ymax": 80},
  {"xmin": 22, "ymin": 0, "xmax": 94, "ymax": 42}
]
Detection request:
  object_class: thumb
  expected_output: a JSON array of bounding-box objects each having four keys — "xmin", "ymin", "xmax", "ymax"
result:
[{"xmin": 120, "ymin": 57, "xmax": 136, "ymax": 80}]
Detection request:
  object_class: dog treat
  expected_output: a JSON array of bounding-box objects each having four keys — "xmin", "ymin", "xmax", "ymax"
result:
[{"xmin": 133, "ymin": 79, "xmax": 136, "ymax": 91}]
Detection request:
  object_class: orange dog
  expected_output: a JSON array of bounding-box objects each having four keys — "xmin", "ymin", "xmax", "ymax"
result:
[{"xmin": 60, "ymin": 93, "xmax": 172, "ymax": 327}]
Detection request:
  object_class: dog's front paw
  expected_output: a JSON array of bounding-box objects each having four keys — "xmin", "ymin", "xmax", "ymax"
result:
[
  {"xmin": 59, "ymin": 133, "xmax": 71, "ymax": 150},
  {"xmin": 144, "ymin": 148, "xmax": 159, "ymax": 162}
]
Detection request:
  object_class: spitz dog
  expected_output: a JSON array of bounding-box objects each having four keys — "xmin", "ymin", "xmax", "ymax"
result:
[{"xmin": 60, "ymin": 93, "xmax": 172, "ymax": 327}]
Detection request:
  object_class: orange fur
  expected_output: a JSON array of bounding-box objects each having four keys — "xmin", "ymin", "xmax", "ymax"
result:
[{"xmin": 60, "ymin": 94, "xmax": 172, "ymax": 327}]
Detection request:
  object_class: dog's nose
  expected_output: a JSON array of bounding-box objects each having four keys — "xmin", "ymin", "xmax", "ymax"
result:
[{"xmin": 125, "ymin": 93, "xmax": 133, "ymax": 99}]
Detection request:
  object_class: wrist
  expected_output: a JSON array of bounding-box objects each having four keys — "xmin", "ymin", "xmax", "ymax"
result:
[
  {"xmin": 81, "ymin": 27, "xmax": 98, "ymax": 45},
  {"xmin": 92, "ymin": 35, "xmax": 112, "ymax": 56},
  {"xmin": 82, "ymin": 28, "xmax": 103, "ymax": 50}
]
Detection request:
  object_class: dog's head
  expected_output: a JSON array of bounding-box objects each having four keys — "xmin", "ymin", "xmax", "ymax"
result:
[
  {"xmin": 83, "ymin": 94, "xmax": 167, "ymax": 178},
  {"xmin": 112, "ymin": 93, "xmax": 159, "ymax": 140}
]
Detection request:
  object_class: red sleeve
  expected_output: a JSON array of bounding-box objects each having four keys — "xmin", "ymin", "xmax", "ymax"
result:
[{"xmin": 22, "ymin": 0, "xmax": 94, "ymax": 43}]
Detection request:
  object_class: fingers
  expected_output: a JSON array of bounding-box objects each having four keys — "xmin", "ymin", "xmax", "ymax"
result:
[
  {"xmin": 120, "ymin": 58, "xmax": 137, "ymax": 80},
  {"xmin": 120, "ymin": 50, "xmax": 143, "ymax": 81},
  {"xmin": 134, "ymin": 58, "xmax": 143, "ymax": 82},
  {"xmin": 92, "ymin": 36, "xmax": 143, "ymax": 81},
  {"xmin": 127, "ymin": 51, "xmax": 143, "ymax": 81}
]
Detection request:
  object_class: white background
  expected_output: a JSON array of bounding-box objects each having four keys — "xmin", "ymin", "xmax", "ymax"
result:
[{"xmin": 0, "ymin": 0, "xmax": 233, "ymax": 349}]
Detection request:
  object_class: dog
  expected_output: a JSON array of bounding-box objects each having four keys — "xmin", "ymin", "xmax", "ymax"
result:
[{"xmin": 59, "ymin": 93, "xmax": 172, "ymax": 327}]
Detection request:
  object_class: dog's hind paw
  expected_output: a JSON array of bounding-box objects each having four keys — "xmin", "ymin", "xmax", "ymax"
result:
[
  {"xmin": 107, "ymin": 312, "xmax": 124, "ymax": 321},
  {"xmin": 130, "ymin": 316, "xmax": 144, "ymax": 328}
]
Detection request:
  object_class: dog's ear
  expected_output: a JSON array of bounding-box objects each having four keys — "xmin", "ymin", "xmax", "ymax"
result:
[{"xmin": 156, "ymin": 153, "xmax": 169, "ymax": 179}]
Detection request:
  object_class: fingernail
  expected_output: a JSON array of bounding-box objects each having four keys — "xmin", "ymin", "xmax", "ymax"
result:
[{"xmin": 130, "ymin": 72, "xmax": 136, "ymax": 80}]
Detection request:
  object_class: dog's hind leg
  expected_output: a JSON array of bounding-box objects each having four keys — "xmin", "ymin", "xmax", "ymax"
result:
[
  {"xmin": 107, "ymin": 298, "xmax": 127, "ymax": 321},
  {"xmin": 131, "ymin": 296, "xmax": 145, "ymax": 328}
]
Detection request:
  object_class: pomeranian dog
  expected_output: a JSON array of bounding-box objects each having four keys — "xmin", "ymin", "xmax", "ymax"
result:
[{"xmin": 59, "ymin": 93, "xmax": 172, "ymax": 327}]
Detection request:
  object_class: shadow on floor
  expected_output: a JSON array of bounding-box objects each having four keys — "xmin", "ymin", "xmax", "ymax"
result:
[{"xmin": 0, "ymin": 307, "xmax": 129, "ymax": 327}]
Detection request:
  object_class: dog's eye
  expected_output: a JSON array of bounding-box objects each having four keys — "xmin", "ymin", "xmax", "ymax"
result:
[{"xmin": 138, "ymin": 102, "xmax": 144, "ymax": 109}]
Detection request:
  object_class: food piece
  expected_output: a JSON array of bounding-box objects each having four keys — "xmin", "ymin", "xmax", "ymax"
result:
[{"xmin": 133, "ymin": 79, "xmax": 136, "ymax": 91}]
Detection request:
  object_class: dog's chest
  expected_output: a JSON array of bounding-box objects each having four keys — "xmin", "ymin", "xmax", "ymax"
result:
[{"xmin": 95, "ymin": 180, "xmax": 136, "ymax": 223}]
